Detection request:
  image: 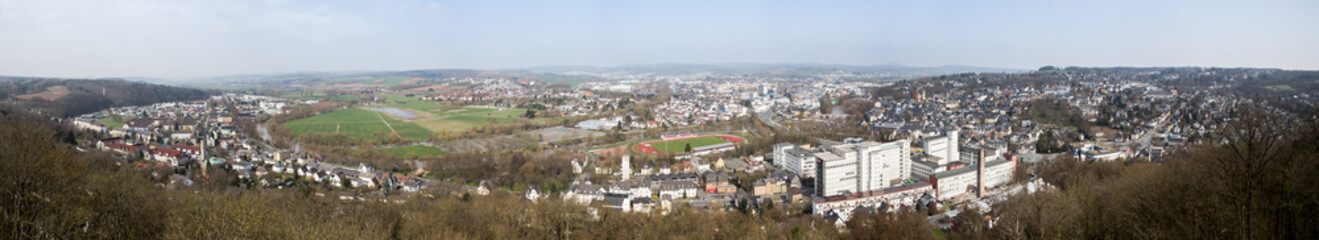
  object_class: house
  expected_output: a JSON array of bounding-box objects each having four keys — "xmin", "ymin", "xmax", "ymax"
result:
[
  {"xmin": 526, "ymin": 186, "xmax": 543, "ymax": 202},
  {"xmin": 565, "ymin": 183, "xmax": 605, "ymax": 205},
  {"xmin": 176, "ymin": 145, "xmax": 202, "ymax": 157},
  {"xmin": 103, "ymin": 143, "xmax": 142, "ymax": 155},
  {"xmin": 148, "ymin": 147, "xmax": 188, "ymax": 166},
  {"xmin": 476, "ymin": 180, "xmax": 496, "ymax": 196},
  {"xmin": 702, "ymin": 171, "xmax": 734, "ymax": 193},
  {"xmin": 753, "ymin": 179, "xmax": 779, "ymax": 196},
  {"xmin": 657, "ymin": 180, "xmax": 700, "ymax": 199},
  {"xmin": 125, "ymin": 118, "xmax": 157, "ymax": 132}
]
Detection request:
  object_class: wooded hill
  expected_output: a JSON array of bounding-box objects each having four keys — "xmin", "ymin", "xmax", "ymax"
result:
[{"xmin": 0, "ymin": 78, "xmax": 212, "ymax": 117}]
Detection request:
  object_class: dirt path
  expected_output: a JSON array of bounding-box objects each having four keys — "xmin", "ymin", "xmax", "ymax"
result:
[{"xmin": 375, "ymin": 112, "xmax": 400, "ymax": 137}]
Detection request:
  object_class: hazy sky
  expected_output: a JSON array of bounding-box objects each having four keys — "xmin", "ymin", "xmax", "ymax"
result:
[{"xmin": 1, "ymin": 0, "xmax": 1316, "ymax": 78}]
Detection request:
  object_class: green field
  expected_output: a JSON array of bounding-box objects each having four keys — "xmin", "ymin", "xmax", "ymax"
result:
[
  {"xmin": 1266, "ymin": 85, "xmax": 1295, "ymax": 91},
  {"xmin": 408, "ymin": 105, "xmax": 536, "ymax": 133},
  {"xmin": 378, "ymin": 145, "xmax": 445, "ymax": 157},
  {"xmin": 281, "ymin": 91, "xmax": 363, "ymax": 101},
  {"xmin": 385, "ymin": 103, "xmax": 459, "ymax": 112},
  {"xmin": 326, "ymin": 77, "xmax": 410, "ymax": 85},
  {"xmin": 384, "ymin": 95, "xmax": 424, "ymax": 103},
  {"xmin": 283, "ymin": 108, "xmax": 432, "ymax": 141},
  {"xmin": 651, "ymin": 136, "xmax": 730, "ymax": 154},
  {"xmin": 95, "ymin": 116, "xmax": 127, "ymax": 129}
]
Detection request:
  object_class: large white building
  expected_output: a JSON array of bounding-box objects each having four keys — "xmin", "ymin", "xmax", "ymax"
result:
[
  {"xmin": 811, "ymin": 140, "xmax": 912, "ymax": 197},
  {"xmin": 923, "ymin": 130, "xmax": 959, "ymax": 165},
  {"xmin": 815, "ymin": 152, "xmax": 856, "ymax": 197},
  {"xmin": 930, "ymin": 151, "xmax": 1016, "ymax": 201},
  {"xmin": 773, "ymin": 143, "xmax": 817, "ymax": 178}
]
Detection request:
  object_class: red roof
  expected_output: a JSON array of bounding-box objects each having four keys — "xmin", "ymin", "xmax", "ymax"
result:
[
  {"xmin": 106, "ymin": 143, "xmax": 140, "ymax": 151},
  {"xmin": 177, "ymin": 145, "xmax": 201, "ymax": 153},
  {"xmin": 150, "ymin": 147, "xmax": 186, "ymax": 157}
]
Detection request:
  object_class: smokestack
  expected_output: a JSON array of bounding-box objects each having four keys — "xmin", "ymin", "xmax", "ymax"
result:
[{"xmin": 977, "ymin": 148, "xmax": 985, "ymax": 198}]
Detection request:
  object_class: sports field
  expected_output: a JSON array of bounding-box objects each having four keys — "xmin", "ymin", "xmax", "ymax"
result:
[
  {"xmin": 283, "ymin": 108, "xmax": 432, "ymax": 141},
  {"xmin": 649, "ymin": 136, "xmax": 730, "ymax": 154}
]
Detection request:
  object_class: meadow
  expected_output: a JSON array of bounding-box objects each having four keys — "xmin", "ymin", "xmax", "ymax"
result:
[{"xmin": 282, "ymin": 108, "xmax": 432, "ymax": 141}]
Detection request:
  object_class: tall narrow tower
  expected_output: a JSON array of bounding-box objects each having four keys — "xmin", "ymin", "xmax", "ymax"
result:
[
  {"xmin": 976, "ymin": 148, "xmax": 985, "ymax": 198},
  {"xmin": 200, "ymin": 142, "xmax": 208, "ymax": 177},
  {"xmin": 620, "ymin": 155, "xmax": 632, "ymax": 180}
]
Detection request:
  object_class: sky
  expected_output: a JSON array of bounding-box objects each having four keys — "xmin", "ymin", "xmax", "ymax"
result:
[{"xmin": 1, "ymin": 0, "xmax": 1316, "ymax": 79}]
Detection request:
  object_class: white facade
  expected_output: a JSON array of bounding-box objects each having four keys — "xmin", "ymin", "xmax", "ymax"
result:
[
  {"xmin": 620, "ymin": 155, "xmax": 632, "ymax": 180},
  {"xmin": 982, "ymin": 159, "xmax": 1016, "ymax": 189},
  {"xmin": 815, "ymin": 152, "xmax": 856, "ymax": 197},
  {"xmin": 931, "ymin": 157, "xmax": 1015, "ymax": 201},
  {"xmin": 774, "ymin": 144, "xmax": 816, "ymax": 178},
  {"xmin": 924, "ymin": 130, "xmax": 958, "ymax": 165},
  {"xmin": 812, "ymin": 140, "xmax": 911, "ymax": 197}
]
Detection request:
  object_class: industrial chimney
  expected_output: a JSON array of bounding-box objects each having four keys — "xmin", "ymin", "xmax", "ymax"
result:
[{"xmin": 976, "ymin": 148, "xmax": 985, "ymax": 198}]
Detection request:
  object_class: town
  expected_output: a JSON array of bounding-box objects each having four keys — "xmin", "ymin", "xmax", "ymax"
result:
[{"xmin": 51, "ymin": 65, "xmax": 1312, "ymax": 233}]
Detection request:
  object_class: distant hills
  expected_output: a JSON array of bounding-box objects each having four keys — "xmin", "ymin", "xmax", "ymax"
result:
[
  {"xmin": 0, "ymin": 78, "xmax": 212, "ymax": 117},
  {"xmin": 522, "ymin": 63, "xmax": 1024, "ymax": 76},
  {"xmin": 177, "ymin": 63, "xmax": 1023, "ymax": 89}
]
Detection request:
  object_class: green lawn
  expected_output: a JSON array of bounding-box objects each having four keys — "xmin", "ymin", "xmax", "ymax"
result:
[
  {"xmin": 283, "ymin": 108, "xmax": 432, "ymax": 141},
  {"xmin": 651, "ymin": 136, "xmax": 730, "ymax": 154},
  {"xmin": 95, "ymin": 117, "xmax": 127, "ymax": 129},
  {"xmin": 1266, "ymin": 85, "xmax": 1295, "ymax": 91},
  {"xmin": 378, "ymin": 145, "xmax": 445, "ymax": 157}
]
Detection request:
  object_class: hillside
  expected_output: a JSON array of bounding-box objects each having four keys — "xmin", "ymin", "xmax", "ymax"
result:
[{"xmin": 0, "ymin": 78, "xmax": 213, "ymax": 117}]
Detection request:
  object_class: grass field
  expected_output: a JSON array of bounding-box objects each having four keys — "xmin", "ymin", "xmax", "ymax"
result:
[
  {"xmin": 1266, "ymin": 85, "xmax": 1295, "ymax": 91},
  {"xmin": 95, "ymin": 117, "xmax": 127, "ymax": 129},
  {"xmin": 281, "ymin": 91, "xmax": 363, "ymax": 101},
  {"xmin": 385, "ymin": 103, "xmax": 459, "ymax": 112},
  {"xmin": 651, "ymin": 136, "xmax": 730, "ymax": 154},
  {"xmin": 412, "ymin": 106, "xmax": 534, "ymax": 132},
  {"xmin": 384, "ymin": 95, "xmax": 424, "ymax": 103},
  {"xmin": 326, "ymin": 77, "xmax": 410, "ymax": 85},
  {"xmin": 283, "ymin": 108, "xmax": 432, "ymax": 141},
  {"xmin": 378, "ymin": 145, "xmax": 445, "ymax": 157}
]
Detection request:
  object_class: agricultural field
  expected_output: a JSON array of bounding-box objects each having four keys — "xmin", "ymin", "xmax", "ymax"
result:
[
  {"xmin": 281, "ymin": 91, "xmax": 363, "ymax": 101},
  {"xmin": 282, "ymin": 108, "xmax": 432, "ymax": 141},
  {"xmin": 649, "ymin": 136, "xmax": 730, "ymax": 154},
  {"xmin": 383, "ymin": 95, "xmax": 425, "ymax": 103},
  {"xmin": 378, "ymin": 145, "xmax": 445, "ymax": 157},
  {"xmin": 326, "ymin": 77, "xmax": 411, "ymax": 86},
  {"xmin": 385, "ymin": 103, "xmax": 459, "ymax": 112},
  {"xmin": 401, "ymin": 105, "xmax": 539, "ymax": 133}
]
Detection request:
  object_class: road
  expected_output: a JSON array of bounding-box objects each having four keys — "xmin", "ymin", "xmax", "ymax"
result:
[{"xmin": 756, "ymin": 111, "xmax": 787, "ymax": 130}]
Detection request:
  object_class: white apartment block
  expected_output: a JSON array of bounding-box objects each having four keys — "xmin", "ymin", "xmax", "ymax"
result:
[
  {"xmin": 923, "ymin": 130, "xmax": 959, "ymax": 165},
  {"xmin": 774, "ymin": 143, "xmax": 817, "ymax": 178},
  {"xmin": 814, "ymin": 152, "xmax": 856, "ymax": 197},
  {"xmin": 809, "ymin": 140, "xmax": 912, "ymax": 197}
]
